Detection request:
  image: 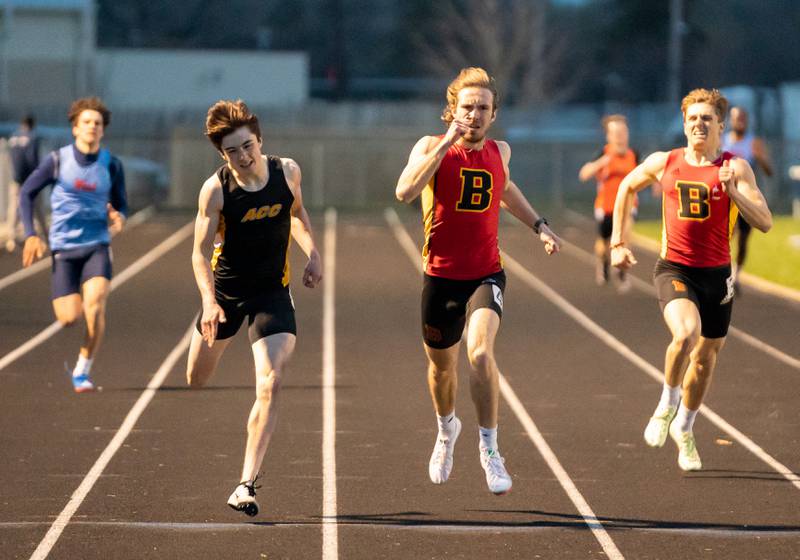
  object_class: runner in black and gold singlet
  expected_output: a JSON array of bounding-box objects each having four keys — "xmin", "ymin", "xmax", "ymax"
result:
[
  {"xmin": 186, "ymin": 100, "xmax": 322, "ymax": 517},
  {"xmin": 202, "ymin": 156, "xmax": 297, "ymax": 341}
]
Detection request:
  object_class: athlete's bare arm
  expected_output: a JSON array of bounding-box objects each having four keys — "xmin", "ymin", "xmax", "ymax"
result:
[
  {"xmin": 578, "ymin": 153, "xmax": 612, "ymax": 182},
  {"xmin": 395, "ymin": 120, "xmax": 471, "ymax": 203},
  {"xmin": 496, "ymin": 141, "xmax": 561, "ymax": 255},
  {"xmin": 720, "ymin": 158, "xmax": 772, "ymax": 232},
  {"xmin": 192, "ymin": 174, "xmax": 227, "ymax": 346},
  {"xmin": 610, "ymin": 151, "xmax": 670, "ymax": 269},
  {"xmin": 283, "ymin": 158, "xmax": 322, "ymax": 289}
]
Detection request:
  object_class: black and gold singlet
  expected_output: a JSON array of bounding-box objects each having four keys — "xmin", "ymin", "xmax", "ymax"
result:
[{"xmin": 212, "ymin": 155, "xmax": 295, "ymax": 300}]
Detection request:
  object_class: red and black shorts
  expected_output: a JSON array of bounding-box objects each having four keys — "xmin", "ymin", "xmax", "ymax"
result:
[
  {"xmin": 653, "ymin": 259, "xmax": 734, "ymax": 339},
  {"xmin": 421, "ymin": 270, "xmax": 506, "ymax": 349}
]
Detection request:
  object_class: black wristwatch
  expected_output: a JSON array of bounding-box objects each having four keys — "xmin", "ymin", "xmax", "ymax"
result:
[{"xmin": 533, "ymin": 217, "xmax": 548, "ymax": 234}]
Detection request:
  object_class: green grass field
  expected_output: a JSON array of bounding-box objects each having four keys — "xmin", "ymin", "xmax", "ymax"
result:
[{"xmin": 634, "ymin": 216, "xmax": 800, "ymax": 291}]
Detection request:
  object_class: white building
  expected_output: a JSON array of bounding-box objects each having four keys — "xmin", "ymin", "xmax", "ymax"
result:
[{"xmin": 0, "ymin": 0, "xmax": 308, "ymax": 111}]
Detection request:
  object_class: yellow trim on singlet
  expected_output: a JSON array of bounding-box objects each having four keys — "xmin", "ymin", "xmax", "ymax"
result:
[
  {"xmin": 728, "ymin": 200, "xmax": 739, "ymax": 240},
  {"xmin": 211, "ymin": 214, "xmax": 226, "ymax": 271},
  {"xmin": 420, "ymin": 177, "xmax": 435, "ymax": 271},
  {"xmin": 281, "ymin": 234, "xmax": 292, "ymax": 287}
]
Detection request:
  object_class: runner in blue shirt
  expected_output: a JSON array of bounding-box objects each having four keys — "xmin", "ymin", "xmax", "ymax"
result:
[{"xmin": 20, "ymin": 97, "xmax": 127, "ymax": 392}]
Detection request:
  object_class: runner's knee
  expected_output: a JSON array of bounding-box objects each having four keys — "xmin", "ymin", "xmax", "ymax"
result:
[
  {"xmin": 255, "ymin": 370, "xmax": 281, "ymax": 401},
  {"xmin": 671, "ymin": 325, "xmax": 700, "ymax": 354},
  {"xmin": 690, "ymin": 345, "xmax": 720, "ymax": 377},
  {"xmin": 83, "ymin": 299, "xmax": 106, "ymax": 322},
  {"xmin": 467, "ymin": 345, "xmax": 494, "ymax": 375},
  {"xmin": 428, "ymin": 361, "xmax": 455, "ymax": 383},
  {"xmin": 56, "ymin": 308, "xmax": 81, "ymax": 327}
]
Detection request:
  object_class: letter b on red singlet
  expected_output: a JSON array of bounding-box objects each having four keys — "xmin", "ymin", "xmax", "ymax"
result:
[
  {"xmin": 676, "ymin": 181, "xmax": 710, "ymax": 220},
  {"xmin": 456, "ymin": 169, "xmax": 493, "ymax": 212}
]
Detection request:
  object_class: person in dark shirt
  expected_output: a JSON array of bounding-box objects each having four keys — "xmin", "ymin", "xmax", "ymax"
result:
[
  {"xmin": 5, "ymin": 115, "xmax": 45, "ymax": 252},
  {"xmin": 20, "ymin": 97, "xmax": 127, "ymax": 393},
  {"xmin": 186, "ymin": 99, "xmax": 321, "ymax": 517}
]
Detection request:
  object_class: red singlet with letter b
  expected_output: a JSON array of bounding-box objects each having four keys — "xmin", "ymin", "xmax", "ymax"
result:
[
  {"xmin": 660, "ymin": 148, "xmax": 739, "ymax": 267},
  {"xmin": 421, "ymin": 138, "xmax": 506, "ymax": 280}
]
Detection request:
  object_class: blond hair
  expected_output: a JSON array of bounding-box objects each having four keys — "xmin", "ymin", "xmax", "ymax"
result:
[
  {"xmin": 680, "ymin": 88, "xmax": 728, "ymax": 121},
  {"xmin": 441, "ymin": 67, "xmax": 499, "ymax": 125},
  {"xmin": 601, "ymin": 114, "xmax": 627, "ymax": 132},
  {"xmin": 205, "ymin": 99, "xmax": 261, "ymax": 151}
]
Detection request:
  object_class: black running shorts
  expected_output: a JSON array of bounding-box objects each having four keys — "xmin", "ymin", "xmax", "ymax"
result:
[
  {"xmin": 196, "ymin": 287, "xmax": 297, "ymax": 343},
  {"xmin": 597, "ymin": 214, "xmax": 614, "ymax": 240},
  {"xmin": 421, "ymin": 270, "xmax": 506, "ymax": 349},
  {"xmin": 653, "ymin": 258, "xmax": 734, "ymax": 339}
]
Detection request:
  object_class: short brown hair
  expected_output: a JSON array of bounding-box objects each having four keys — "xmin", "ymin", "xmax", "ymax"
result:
[
  {"xmin": 68, "ymin": 97, "xmax": 110, "ymax": 127},
  {"xmin": 205, "ymin": 99, "xmax": 261, "ymax": 151},
  {"xmin": 680, "ymin": 88, "xmax": 728, "ymax": 121},
  {"xmin": 441, "ymin": 67, "xmax": 499, "ymax": 125},
  {"xmin": 601, "ymin": 114, "xmax": 627, "ymax": 132}
]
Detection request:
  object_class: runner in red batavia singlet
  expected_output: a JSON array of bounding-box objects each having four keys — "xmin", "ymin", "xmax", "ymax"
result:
[
  {"xmin": 659, "ymin": 148, "xmax": 738, "ymax": 267},
  {"xmin": 609, "ymin": 88, "xmax": 772, "ymax": 473},
  {"xmin": 421, "ymin": 137, "xmax": 506, "ymax": 280},
  {"xmin": 396, "ymin": 67, "xmax": 561, "ymax": 496}
]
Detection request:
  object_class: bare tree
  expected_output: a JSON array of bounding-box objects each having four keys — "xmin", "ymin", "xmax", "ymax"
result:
[{"xmin": 416, "ymin": 0, "xmax": 578, "ymax": 106}]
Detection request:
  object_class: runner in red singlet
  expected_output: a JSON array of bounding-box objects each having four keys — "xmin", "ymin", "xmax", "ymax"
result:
[
  {"xmin": 396, "ymin": 67, "xmax": 561, "ymax": 495},
  {"xmin": 610, "ymin": 89, "xmax": 772, "ymax": 472},
  {"xmin": 579, "ymin": 114, "xmax": 639, "ymax": 290}
]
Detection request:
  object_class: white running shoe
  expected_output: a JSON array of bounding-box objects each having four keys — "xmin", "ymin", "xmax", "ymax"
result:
[
  {"xmin": 669, "ymin": 424, "xmax": 702, "ymax": 471},
  {"xmin": 480, "ymin": 447, "xmax": 512, "ymax": 495},
  {"xmin": 429, "ymin": 417, "xmax": 462, "ymax": 484},
  {"xmin": 643, "ymin": 406, "xmax": 677, "ymax": 448},
  {"xmin": 227, "ymin": 480, "xmax": 260, "ymax": 516}
]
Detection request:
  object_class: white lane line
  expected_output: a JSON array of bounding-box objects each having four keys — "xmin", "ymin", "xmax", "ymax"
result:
[
  {"xmin": 0, "ymin": 206, "xmax": 155, "ymax": 293},
  {"xmin": 556, "ymin": 233, "xmax": 800, "ymax": 371},
  {"xmin": 28, "ymin": 324, "xmax": 194, "ymax": 560},
  {"xmin": 500, "ymin": 251, "xmax": 800, "ymax": 491},
  {"xmin": 0, "ymin": 220, "xmax": 194, "ymax": 374},
  {"xmin": 322, "ymin": 208, "xmax": 339, "ymax": 560},
  {"xmin": 496, "ymin": 376, "xmax": 624, "ymax": 558},
  {"xmin": 384, "ymin": 207, "xmax": 625, "ymax": 560},
  {"xmin": 725, "ymin": 326, "xmax": 800, "ymax": 371}
]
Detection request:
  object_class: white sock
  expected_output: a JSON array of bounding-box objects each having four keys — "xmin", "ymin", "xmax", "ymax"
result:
[
  {"xmin": 674, "ymin": 404, "xmax": 699, "ymax": 433},
  {"xmin": 656, "ymin": 382, "xmax": 681, "ymax": 413},
  {"xmin": 73, "ymin": 355, "xmax": 92, "ymax": 377},
  {"xmin": 437, "ymin": 412, "xmax": 456, "ymax": 437},
  {"xmin": 479, "ymin": 426, "xmax": 498, "ymax": 451}
]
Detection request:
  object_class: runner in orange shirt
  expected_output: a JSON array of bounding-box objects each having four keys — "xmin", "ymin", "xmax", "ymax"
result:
[{"xmin": 579, "ymin": 114, "xmax": 638, "ymax": 291}]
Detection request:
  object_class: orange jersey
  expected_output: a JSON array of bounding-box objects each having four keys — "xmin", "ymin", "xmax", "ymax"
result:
[
  {"xmin": 421, "ymin": 138, "xmax": 506, "ymax": 279},
  {"xmin": 660, "ymin": 149, "xmax": 738, "ymax": 267},
  {"xmin": 594, "ymin": 145, "xmax": 638, "ymax": 215}
]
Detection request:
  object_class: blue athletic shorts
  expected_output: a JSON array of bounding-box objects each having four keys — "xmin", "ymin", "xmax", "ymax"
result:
[{"xmin": 51, "ymin": 243, "xmax": 112, "ymax": 299}]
